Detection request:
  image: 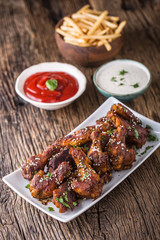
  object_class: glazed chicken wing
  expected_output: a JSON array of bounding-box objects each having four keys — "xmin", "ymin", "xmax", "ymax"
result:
[
  {"xmin": 69, "ymin": 147, "xmax": 103, "ymax": 199},
  {"xmin": 55, "ymin": 126, "xmax": 95, "ymax": 147},
  {"xmin": 111, "ymin": 103, "xmax": 141, "ymax": 125},
  {"xmin": 95, "ymin": 116, "xmax": 113, "ymax": 132},
  {"xmin": 21, "ymin": 144, "xmax": 61, "ymax": 180},
  {"xmin": 88, "ymin": 130, "xmax": 111, "ymax": 175},
  {"xmin": 30, "ymin": 162, "xmax": 72, "ymax": 199},
  {"xmin": 106, "ymin": 126, "xmax": 136, "ymax": 170},
  {"xmin": 53, "ymin": 181, "xmax": 77, "ymax": 213},
  {"xmin": 48, "ymin": 147, "xmax": 75, "ymax": 172},
  {"xmin": 107, "ymin": 111, "xmax": 148, "ymax": 148}
]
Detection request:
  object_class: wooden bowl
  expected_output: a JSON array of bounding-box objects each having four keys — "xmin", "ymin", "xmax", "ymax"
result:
[{"xmin": 55, "ymin": 18, "xmax": 123, "ymax": 67}]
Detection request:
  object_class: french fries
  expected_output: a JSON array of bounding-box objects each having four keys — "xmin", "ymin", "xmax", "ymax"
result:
[{"xmin": 56, "ymin": 5, "xmax": 126, "ymax": 51}]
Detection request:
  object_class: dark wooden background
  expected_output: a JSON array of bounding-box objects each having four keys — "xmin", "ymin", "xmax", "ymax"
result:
[{"xmin": 0, "ymin": 0, "xmax": 160, "ymax": 239}]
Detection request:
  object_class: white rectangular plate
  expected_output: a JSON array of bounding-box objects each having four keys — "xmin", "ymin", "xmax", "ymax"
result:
[{"xmin": 3, "ymin": 97, "xmax": 160, "ymax": 222}]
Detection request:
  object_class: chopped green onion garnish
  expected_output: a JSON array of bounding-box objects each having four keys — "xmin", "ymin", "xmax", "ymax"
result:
[
  {"xmin": 119, "ymin": 69, "xmax": 128, "ymax": 75},
  {"xmin": 25, "ymin": 184, "xmax": 30, "ymax": 189},
  {"xmin": 48, "ymin": 207, "xmax": 54, "ymax": 211},
  {"xmin": 148, "ymin": 133, "xmax": 158, "ymax": 141}
]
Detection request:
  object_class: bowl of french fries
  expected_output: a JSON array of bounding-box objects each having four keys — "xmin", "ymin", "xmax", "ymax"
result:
[{"xmin": 55, "ymin": 5, "xmax": 126, "ymax": 67}]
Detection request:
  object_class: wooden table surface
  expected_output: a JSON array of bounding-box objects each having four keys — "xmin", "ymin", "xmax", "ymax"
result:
[{"xmin": 1, "ymin": 0, "xmax": 160, "ymax": 239}]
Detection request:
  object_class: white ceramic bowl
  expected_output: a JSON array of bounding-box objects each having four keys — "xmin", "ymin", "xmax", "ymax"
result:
[
  {"xmin": 93, "ymin": 59, "xmax": 151, "ymax": 102},
  {"xmin": 15, "ymin": 62, "xmax": 87, "ymax": 110}
]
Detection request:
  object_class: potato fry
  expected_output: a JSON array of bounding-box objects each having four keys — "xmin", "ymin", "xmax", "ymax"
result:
[
  {"xmin": 56, "ymin": 5, "xmax": 126, "ymax": 51},
  {"xmin": 87, "ymin": 11, "xmax": 108, "ymax": 35},
  {"xmin": 64, "ymin": 36, "xmax": 86, "ymax": 43},
  {"xmin": 56, "ymin": 28, "xmax": 73, "ymax": 38},
  {"xmin": 102, "ymin": 40, "xmax": 112, "ymax": 51},
  {"xmin": 64, "ymin": 17, "xmax": 83, "ymax": 34},
  {"xmin": 77, "ymin": 4, "xmax": 90, "ymax": 13},
  {"xmin": 115, "ymin": 21, "xmax": 126, "ymax": 34},
  {"xmin": 80, "ymin": 18, "xmax": 94, "ymax": 27},
  {"xmin": 82, "ymin": 33, "xmax": 121, "ymax": 40},
  {"xmin": 97, "ymin": 41, "xmax": 104, "ymax": 47},
  {"xmin": 106, "ymin": 16, "xmax": 120, "ymax": 22},
  {"xmin": 84, "ymin": 9, "xmax": 104, "ymax": 15},
  {"xmin": 64, "ymin": 39, "xmax": 90, "ymax": 47}
]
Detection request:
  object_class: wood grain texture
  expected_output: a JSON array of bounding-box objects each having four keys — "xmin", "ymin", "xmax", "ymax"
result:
[{"xmin": 0, "ymin": 0, "xmax": 160, "ymax": 239}]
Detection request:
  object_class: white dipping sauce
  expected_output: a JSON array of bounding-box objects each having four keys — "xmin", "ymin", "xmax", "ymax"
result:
[{"xmin": 96, "ymin": 60, "xmax": 150, "ymax": 95}]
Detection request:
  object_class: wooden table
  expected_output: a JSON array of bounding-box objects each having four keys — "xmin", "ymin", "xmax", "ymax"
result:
[{"xmin": 1, "ymin": 0, "xmax": 160, "ymax": 239}]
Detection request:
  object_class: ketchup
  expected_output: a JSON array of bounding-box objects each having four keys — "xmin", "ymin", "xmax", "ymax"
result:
[{"xmin": 24, "ymin": 72, "xmax": 79, "ymax": 103}]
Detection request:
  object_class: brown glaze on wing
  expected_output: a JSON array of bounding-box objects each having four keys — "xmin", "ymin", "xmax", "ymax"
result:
[
  {"xmin": 21, "ymin": 144, "xmax": 61, "ymax": 180},
  {"xmin": 69, "ymin": 147, "xmax": 103, "ymax": 199},
  {"xmin": 88, "ymin": 130, "xmax": 111, "ymax": 175},
  {"xmin": 95, "ymin": 116, "xmax": 112, "ymax": 132},
  {"xmin": 48, "ymin": 147, "xmax": 75, "ymax": 172},
  {"xmin": 30, "ymin": 162, "xmax": 72, "ymax": 199},
  {"xmin": 111, "ymin": 103, "xmax": 141, "ymax": 125},
  {"xmin": 106, "ymin": 126, "xmax": 136, "ymax": 171},
  {"xmin": 107, "ymin": 111, "xmax": 148, "ymax": 148},
  {"xmin": 55, "ymin": 126, "xmax": 95, "ymax": 147}
]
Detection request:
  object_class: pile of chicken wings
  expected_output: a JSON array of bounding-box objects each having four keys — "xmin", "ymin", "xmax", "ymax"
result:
[{"xmin": 21, "ymin": 103, "xmax": 148, "ymax": 213}]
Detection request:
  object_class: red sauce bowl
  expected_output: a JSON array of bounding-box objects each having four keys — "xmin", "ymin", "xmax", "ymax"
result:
[{"xmin": 15, "ymin": 62, "xmax": 86, "ymax": 110}]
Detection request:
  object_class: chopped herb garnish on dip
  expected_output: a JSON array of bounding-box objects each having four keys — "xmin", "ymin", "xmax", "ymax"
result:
[
  {"xmin": 146, "ymin": 124, "xmax": 153, "ymax": 130},
  {"xmin": 46, "ymin": 172, "xmax": 52, "ymax": 177},
  {"xmin": 48, "ymin": 207, "xmax": 54, "ymax": 211},
  {"xmin": 56, "ymin": 196, "xmax": 70, "ymax": 208},
  {"xmin": 148, "ymin": 133, "xmax": 158, "ymax": 141},
  {"xmin": 119, "ymin": 83, "xmax": 124, "ymax": 86},
  {"xmin": 25, "ymin": 184, "xmax": 30, "ymax": 189},
  {"xmin": 131, "ymin": 83, "xmax": 139, "ymax": 88},
  {"xmin": 45, "ymin": 79, "xmax": 58, "ymax": 91},
  {"xmin": 81, "ymin": 172, "xmax": 89, "ymax": 181},
  {"xmin": 119, "ymin": 69, "xmax": 128, "ymax": 75},
  {"xmin": 110, "ymin": 77, "xmax": 117, "ymax": 82},
  {"xmin": 120, "ymin": 78, "xmax": 125, "ymax": 81},
  {"xmin": 133, "ymin": 127, "xmax": 139, "ymax": 139},
  {"xmin": 73, "ymin": 202, "xmax": 77, "ymax": 206}
]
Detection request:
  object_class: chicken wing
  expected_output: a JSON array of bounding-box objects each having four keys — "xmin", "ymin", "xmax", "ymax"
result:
[
  {"xmin": 21, "ymin": 144, "xmax": 61, "ymax": 180},
  {"xmin": 95, "ymin": 116, "xmax": 113, "ymax": 132},
  {"xmin": 88, "ymin": 130, "xmax": 111, "ymax": 175},
  {"xmin": 69, "ymin": 147, "xmax": 103, "ymax": 199},
  {"xmin": 111, "ymin": 103, "xmax": 142, "ymax": 125},
  {"xmin": 53, "ymin": 181, "xmax": 77, "ymax": 213},
  {"xmin": 30, "ymin": 162, "xmax": 72, "ymax": 199},
  {"xmin": 48, "ymin": 147, "xmax": 75, "ymax": 172},
  {"xmin": 55, "ymin": 126, "xmax": 94, "ymax": 147},
  {"xmin": 106, "ymin": 126, "xmax": 136, "ymax": 170},
  {"xmin": 107, "ymin": 111, "xmax": 148, "ymax": 148}
]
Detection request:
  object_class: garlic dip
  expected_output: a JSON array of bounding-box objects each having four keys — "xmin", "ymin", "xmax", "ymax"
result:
[{"xmin": 95, "ymin": 60, "xmax": 150, "ymax": 95}]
